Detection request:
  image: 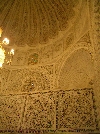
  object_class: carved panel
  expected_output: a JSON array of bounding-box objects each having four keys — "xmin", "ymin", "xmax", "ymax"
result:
[
  {"xmin": 28, "ymin": 53, "xmax": 38, "ymax": 65},
  {"xmin": 6, "ymin": 69, "xmax": 23, "ymax": 94},
  {"xmin": 39, "ymin": 65, "xmax": 54, "ymax": 89},
  {"xmin": 23, "ymin": 92, "xmax": 56, "ymax": 130},
  {"xmin": 0, "ymin": 88, "xmax": 98, "ymax": 133},
  {"xmin": 12, "ymin": 50, "xmax": 27, "ymax": 66},
  {"xmin": 40, "ymin": 45, "xmax": 53, "ymax": 63},
  {"xmin": 22, "ymin": 75, "xmax": 37, "ymax": 92},
  {"xmin": 64, "ymin": 33, "xmax": 74, "ymax": 51},
  {"xmin": 0, "ymin": 95, "xmax": 25, "ymax": 131},
  {"xmin": 53, "ymin": 40, "xmax": 63, "ymax": 58},
  {"xmin": 56, "ymin": 89, "xmax": 97, "ymax": 131},
  {"xmin": 4, "ymin": 67, "xmax": 53, "ymax": 94},
  {"xmin": 0, "ymin": 69, "xmax": 10, "ymax": 93},
  {"xmin": 77, "ymin": 32, "xmax": 91, "ymax": 43},
  {"xmin": 89, "ymin": 0, "xmax": 100, "ymax": 129}
]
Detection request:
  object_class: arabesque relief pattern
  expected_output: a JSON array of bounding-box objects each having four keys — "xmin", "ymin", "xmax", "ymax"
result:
[
  {"xmin": 0, "ymin": 0, "xmax": 100, "ymax": 133},
  {"xmin": 5, "ymin": 31, "xmax": 93, "ymax": 67},
  {"xmin": 90, "ymin": 0, "xmax": 100, "ymax": 129},
  {"xmin": 56, "ymin": 89, "xmax": 97, "ymax": 131},
  {"xmin": 1, "ymin": 0, "xmax": 89, "ymax": 68},
  {"xmin": 0, "ymin": 95, "xmax": 26, "ymax": 131},
  {"xmin": 0, "ymin": 88, "xmax": 98, "ymax": 133},
  {"xmin": 23, "ymin": 92, "xmax": 56, "ymax": 130},
  {"xmin": 0, "ymin": 67, "xmax": 53, "ymax": 95},
  {"xmin": 0, "ymin": 0, "xmax": 81, "ymax": 46},
  {"xmin": 0, "ymin": 31, "xmax": 99, "ymax": 133}
]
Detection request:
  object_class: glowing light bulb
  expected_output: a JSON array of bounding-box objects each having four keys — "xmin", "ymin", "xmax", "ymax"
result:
[
  {"xmin": 0, "ymin": 28, "xmax": 3, "ymax": 37},
  {"xmin": 0, "ymin": 63, "xmax": 2, "ymax": 67},
  {"xmin": 2, "ymin": 38, "xmax": 9, "ymax": 45},
  {"xmin": 10, "ymin": 49, "xmax": 14, "ymax": 55},
  {"xmin": 0, "ymin": 47, "xmax": 5, "ymax": 67}
]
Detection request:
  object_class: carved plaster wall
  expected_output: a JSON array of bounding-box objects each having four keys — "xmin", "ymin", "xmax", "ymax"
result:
[{"xmin": 0, "ymin": 0, "xmax": 100, "ymax": 133}]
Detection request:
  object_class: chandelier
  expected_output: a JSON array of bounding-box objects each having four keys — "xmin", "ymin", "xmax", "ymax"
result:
[{"xmin": 0, "ymin": 28, "xmax": 14, "ymax": 67}]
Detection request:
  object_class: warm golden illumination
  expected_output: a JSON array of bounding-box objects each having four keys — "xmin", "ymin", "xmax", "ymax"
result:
[
  {"xmin": 10, "ymin": 49, "xmax": 14, "ymax": 55},
  {"xmin": 0, "ymin": 27, "xmax": 14, "ymax": 67},
  {"xmin": 0, "ymin": 47, "xmax": 5, "ymax": 67},
  {"xmin": 0, "ymin": 28, "xmax": 3, "ymax": 37},
  {"xmin": 2, "ymin": 38, "xmax": 9, "ymax": 45}
]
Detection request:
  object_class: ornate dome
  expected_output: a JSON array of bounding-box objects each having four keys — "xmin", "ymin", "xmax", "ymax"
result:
[{"xmin": 0, "ymin": 0, "xmax": 81, "ymax": 47}]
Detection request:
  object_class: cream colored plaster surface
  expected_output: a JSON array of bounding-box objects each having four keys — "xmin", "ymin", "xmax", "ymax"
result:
[{"xmin": 0, "ymin": 0, "xmax": 100, "ymax": 133}]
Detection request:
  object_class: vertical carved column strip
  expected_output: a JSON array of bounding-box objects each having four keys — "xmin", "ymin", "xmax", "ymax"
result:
[{"xmin": 88, "ymin": 0, "xmax": 100, "ymax": 129}]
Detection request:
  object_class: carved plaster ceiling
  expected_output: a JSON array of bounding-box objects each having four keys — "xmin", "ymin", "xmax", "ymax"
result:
[{"xmin": 0, "ymin": 0, "xmax": 81, "ymax": 47}]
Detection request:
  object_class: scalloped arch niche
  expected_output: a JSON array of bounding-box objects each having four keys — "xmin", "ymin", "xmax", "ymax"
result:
[{"xmin": 59, "ymin": 49, "xmax": 94, "ymax": 90}]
